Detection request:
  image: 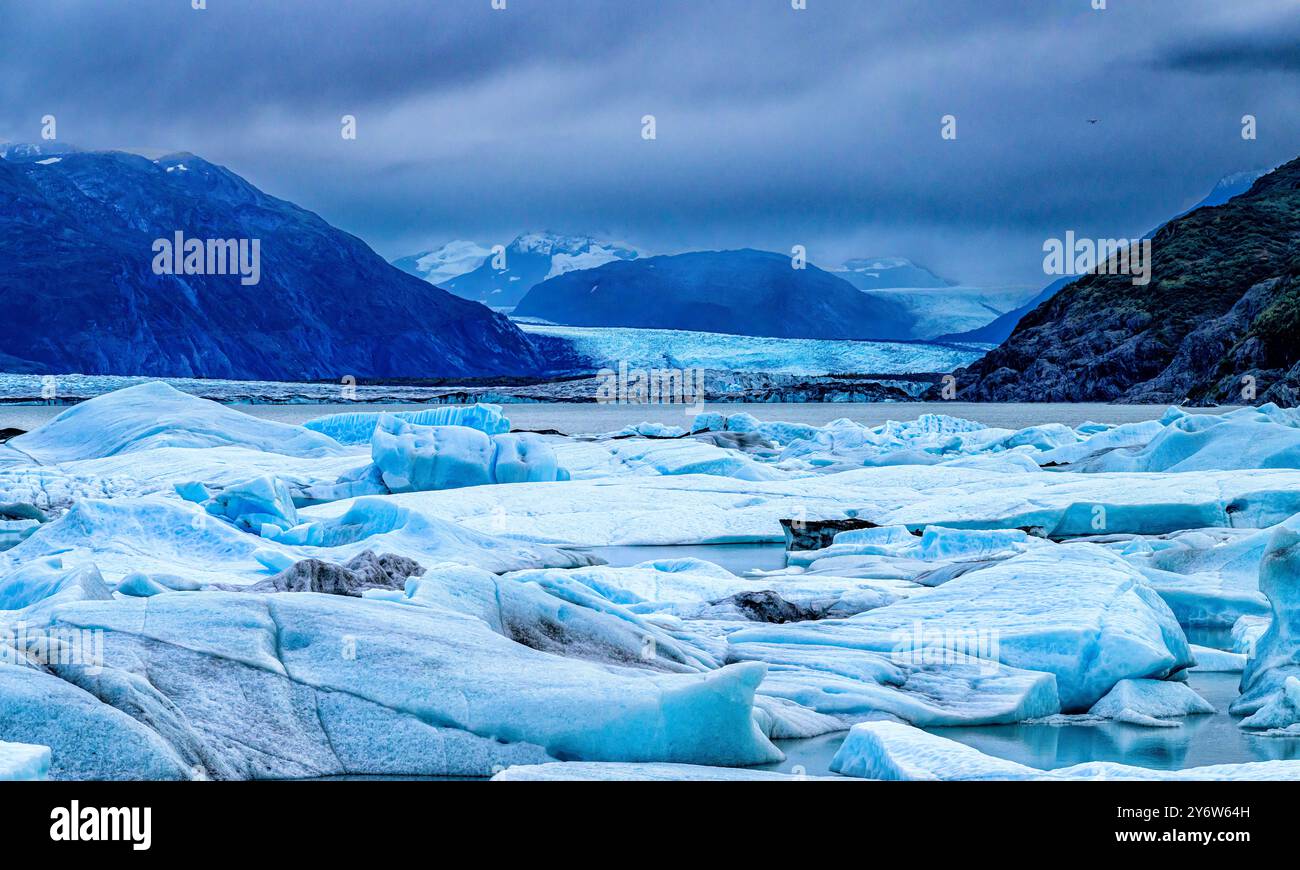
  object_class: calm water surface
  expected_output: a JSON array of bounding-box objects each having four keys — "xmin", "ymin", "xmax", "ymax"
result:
[{"xmin": 0, "ymin": 401, "xmax": 1240, "ymax": 434}]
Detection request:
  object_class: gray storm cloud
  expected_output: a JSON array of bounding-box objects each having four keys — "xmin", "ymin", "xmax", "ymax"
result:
[{"xmin": 0, "ymin": 0, "xmax": 1296, "ymax": 285}]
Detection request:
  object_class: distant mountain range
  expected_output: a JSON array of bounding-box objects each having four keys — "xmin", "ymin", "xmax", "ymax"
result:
[
  {"xmin": 831, "ymin": 257, "xmax": 955, "ymax": 291},
  {"xmin": 402, "ymin": 233, "xmax": 643, "ymax": 308},
  {"xmin": 0, "ymin": 145, "xmax": 544, "ymax": 380},
  {"xmin": 7, "ymin": 142, "xmax": 1283, "ymax": 394},
  {"xmin": 394, "ymin": 242, "xmax": 1028, "ymax": 340},
  {"xmin": 513, "ymin": 249, "xmax": 920, "ymax": 341},
  {"xmin": 391, "ymin": 240, "xmax": 492, "ymax": 287},
  {"xmin": 511, "ymin": 247, "xmax": 1040, "ymax": 342},
  {"xmin": 949, "ymin": 158, "xmax": 1300, "ymax": 405}
]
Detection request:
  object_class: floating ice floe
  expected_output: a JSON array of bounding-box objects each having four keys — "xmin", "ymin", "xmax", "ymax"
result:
[
  {"xmin": 691, "ymin": 411, "xmax": 819, "ymax": 447},
  {"xmin": 728, "ymin": 640, "xmax": 1059, "ymax": 727},
  {"xmin": 1, "ymin": 382, "xmax": 345, "ymax": 464},
  {"xmin": 0, "ymin": 447, "xmax": 365, "ymax": 516},
  {"xmin": 303, "ymin": 403, "xmax": 510, "ymax": 445},
  {"xmin": 505, "ymin": 558, "xmax": 912, "ymax": 623},
  {"xmin": 730, "ymin": 544, "xmax": 1193, "ymax": 712},
  {"xmin": 0, "ymin": 518, "xmax": 41, "ymax": 551},
  {"xmin": 0, "ymin": 665, "xmax": 191, "ymax": 780},
  {"xmin": 1232, "ymin": 527, "xmax": 1300, "ymax": 730},
  {"xmin": 777, "ymin": 414, "xmax": 1014, "ymax": 469},
  {"xmin": 554, "ymin": 436, "xmax": 784, "ymax": 481},
  {"xmin": 379, "ymin": 563, "xmax": 719, "ymax": 674},
  {"xmin": 1233, "ymin": 614, "xmax": 1269, "ymax": 654},
  {"xmin": 369, "ymin": 416, "xmax": 567, "ymax": 492},
  {"xmin": 1101, "ymin": 524, "xmax": 1277, "ymax": 627},
  {"xmin": 0, "ymin": 558, "xmax": 113, "ymax": 622},
  {"xmin": 1087, "ymin": 678, "xmax": 1215, "ymax": 727},
  {"xmin": 14, "ymin": 592, "xmax": 781, "ymax": 779},
  {"xmin": 830, "ymin": 721, "xmax": 1300, "ymax": 781},
  {"xmin": 1188, "ymin": 644, "xmax": 1247, "ymax": 672},
  {"xmin": 1057, "ymin": 405, "xmax": 1300, "ymax": 473},
  {"xmin": 0, "ymin": 495, "xmax": 597, "ymax": 590},
  {"xmin": 0, "ymin": 741, "xmax": 51, "ymax": 781},
  {"xmin": 758, "ymin": 405, "xmax": 1300, "ymax": 474},
  {"xmin": 305, "ymin": 465, "xmax": 1300, "ymax": 548},
  {"xmin": 0, "ymin": 385, "xmax": 367, "ymax": 515},
  {"xmin": 612, "ymin": 422, "xmax": 689, "ymax": 439},
  {"xmin": 200, "ymin": 475, "xmax": 300, "ymax": 536},
  {"xmin": 8, "ymin": 383, "xmax": 1300, "ymax": 781}
]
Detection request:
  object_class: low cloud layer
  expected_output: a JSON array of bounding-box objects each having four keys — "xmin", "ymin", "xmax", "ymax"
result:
[{"xmin": 1, "ymin": 0, "xmax": 1296, "ymax": 285}]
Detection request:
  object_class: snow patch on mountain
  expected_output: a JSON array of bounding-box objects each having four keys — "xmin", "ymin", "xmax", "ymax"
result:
[
  {"xmin": 440, "ymin": 233, "xmax": 643, "ymax": 308},
  {"xmin": 392, "ymin": 240, "xmax": 492, "ymax": 286}
]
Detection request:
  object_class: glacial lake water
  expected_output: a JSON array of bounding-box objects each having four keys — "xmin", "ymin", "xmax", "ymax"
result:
[{"xmin": 0, "ymin": 401, "xmax": 1241, "ymax": 434}]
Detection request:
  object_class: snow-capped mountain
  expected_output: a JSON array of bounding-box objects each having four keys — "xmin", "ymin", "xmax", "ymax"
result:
[
  {"xmin": 443, "ymin": 232, "xmax": 642, "ymax": 309},
  {"xmin": 832, "ymin": 257, "xmax": 955, "ymax": 292},
  {"xmin": 391, "ymin": 240, "xmax": 492, "ymax": 287},
  {"xmin": 0, "ymin": 147, "xmax": 546, "ymax": 380},
  {"xmin": 0, "ymin": 142, "xmax": 81, "ymax": 161}
]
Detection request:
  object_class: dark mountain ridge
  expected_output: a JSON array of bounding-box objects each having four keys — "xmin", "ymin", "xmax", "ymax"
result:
[
  {"xmin": 948, "ymin": 157, "xmax": 1300, "ymax": 406},
  {"xmin": 936, "ymin": 168, "xmax": 1270, "ymax": 346},
  {"xmin": 0, "ymin": 147, "xmax": 544, "ymax": 380}
]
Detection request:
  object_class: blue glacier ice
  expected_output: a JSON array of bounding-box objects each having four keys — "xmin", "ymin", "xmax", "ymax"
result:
[
  {"xmin": 1064, "ymin": 405, "xmax": 1300, "ymax": 473},
  {"xmin": 1087, "ymin": 678, "xmax": 1215, "ymax": 727},
  {"xmin": 0, "ymin": 741, "xmax": 50, "ymax": 781},
  {"xmin": 303, "ymin": 403, "xmax": 511, "ymax": 446},
  {"xmin": 1, "ymin": 382, "xmax": 345, "ymax": 464},
  {"xmin": 202, "ymin": 475, "xmax": 300, "ymax": 536},
  {"xmin": 25, "ymin": 592, "xmax": 781, "ymax": 777},
  {"xmin": 1, "ymin": 495, "xmax": 597, "ymax": 592},
  {"xmin": 0, "ymin": 557, "xmax": 113, "ymax": 614},
  {"xmin": 831, "ymin": 721, "xmax": 1300, "ymax": 781},
  {"xmin": 490, "ymin": 433, "xmax": 568, "ymax": 484},
  {"xmin": 372, "ymin": 419, "xmax": 496, "ymax": 492},
  {"xmin": 369, "ymin": 416, "xmax": 567, "ymax": 492},
  {"xmin": 730, "ymin": 544, "xmax": 1193, "ymax": 711},
  {"xmin": 7, "ymin": 383, "xmax": 1300, "ymax": 780},
  {"xmin": 1232, "ymin": 526, "xmax": 1300, "ymax": 729}
]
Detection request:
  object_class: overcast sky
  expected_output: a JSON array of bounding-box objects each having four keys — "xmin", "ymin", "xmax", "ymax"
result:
[{"xmin": 1, "ymin": 0, "xmax": 1296, "ymax": 285}]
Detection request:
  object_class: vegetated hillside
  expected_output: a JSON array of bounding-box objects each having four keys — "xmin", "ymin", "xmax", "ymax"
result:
[{"xmin": 948, "ymin": 158, "xmax": 1300, "ymax": 405}]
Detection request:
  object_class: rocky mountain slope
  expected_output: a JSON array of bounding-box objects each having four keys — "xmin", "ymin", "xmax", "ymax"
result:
[
  {"xmin": 950, "ymin": 158, "xmax": 1300, "ymax": 405},
  {"xmin": 0, "ymin": 147, "xmax": 544, "ymax": 380},
  {"xmin": 938, "ymin": 169, "xmax": 1270, "ymax": 346}
]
